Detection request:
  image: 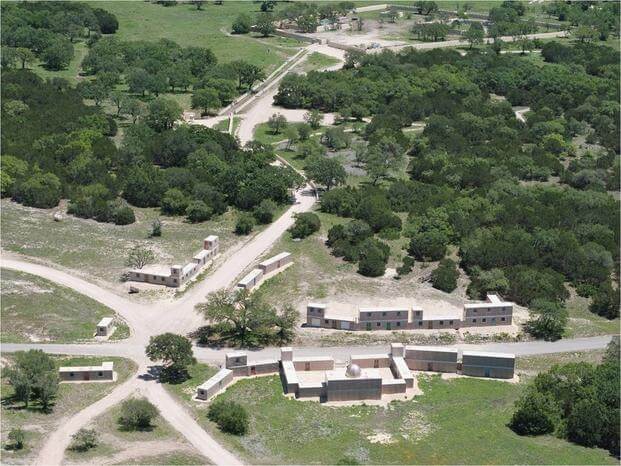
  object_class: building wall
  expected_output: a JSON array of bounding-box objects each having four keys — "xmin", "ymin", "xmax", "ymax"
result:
[
  {"xmin": 297, "ymin": 383, "xmax": 324, "ymax": 398},
  {"xmin": 461, "ymin": 305, "xmax": 513, "ymax": 327},
  {"xmin": 326, "ymin": 378, "xmax": 383, "ymax": 402},
  {"xmin": 461, "ymin": 354, "xmax": 515, "ymax": 379},
  {"xmin": 405, "ymin": 348, "xmax": 458, "ymax": 373},
  {"xmin": 381, "ymin": 379, "xmax": 407, "ymax": 395},
  {"xmin": 350, "ymin": 355, "xmax": 391, "ymax": 368},
  {"xmin": 196, "ymin": 368, "xmax": 233, "ymax": 400},
  {"xmin": 59, "ymin": 369, "xmax": 114, "ymax": 382},
  {"xmin": 293, "ymin": 358, "xmax": 334, "ymax": 371}
]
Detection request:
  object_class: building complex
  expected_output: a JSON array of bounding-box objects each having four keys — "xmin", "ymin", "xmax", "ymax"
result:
[
  {"xmin": 306, "ymin": 294, "xmax": 513, "ymax": 331},
  {"xmin": 128, "ymin": 235, "xmax": 219, "ymax": 287},
  {"xmin": 195, "ymin": 345, "xmax": 515, "ymax": 404}
]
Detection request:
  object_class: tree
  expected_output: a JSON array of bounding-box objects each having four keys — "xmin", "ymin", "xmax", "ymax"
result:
[
  {"xmin": 253, "ymin": 199, "xmax": 277, "ymax": 224},
  {"xmin": 127, "ymin": 68, "xmax": 150, "ymax": 96},
  {"xmin": 197, "ymin": 288, "xmax": 297, "ymax": 347},
  {"xmin": 14, "ymin": 47, "xmax": 35, "ymax": 69},
  {"xmin": 304, "ymin": 110, "xmax": 323, "ymax": 129},
  {"xmin": 231, "ymin": 61, "xmax": 265, "ymax": 90},
  {"xmin": 305, "ymin": 156, "xmax": 346, "ymax": 191},
  {"xmin": 145, "ymin": 333, "xmax": 195, "ymax": 382},
  {"xmin": 232, "ymin": 13, "xmax": 252, "ymax": 34},
  {"xmin": 288, "ymin": 212, "xmax": 321, "ymax": 239},
  {"xmin": 284, "ymin": 125, "xmax": 299, "ymax": 150},
  {"xmin": 297, "ymin": 123, "xmax": 312, "ymax": 141},
  {"xmin": 15, "ymin": 172, "xmax": 61, "ymax": 208},
  {"xmin": 70, "ymin": 429, "xmax": 98, "ymax": 452},
  {"xmin": 122, "ymin": 98, "xmax": 146, "ymax": 123},
  {"xmin": 192, "ymin": 88, "xmax": 221, "ymax": 116},
  {"xmin": 8, "ymin": 428, "xmax": 25, "ymax": 450},
  {"xmin": 208, "ymin": 400, "xmax": 249, "ymax": 435},
  {"xmin": 573, "ymin": 25, "xmax": 597, "ymax": 43},
  {"xmin": 125, "ymin": 246, "xmax": 155, "ymax": 270},
  {"xmin": 235, "ymin": 212, "xmax": 255, "ymax": 235},
  {"xmin": 192, "ymin": 0, "xmax": 205, "ymax": 10},
  {"xmin": 161, "ymin": 188, "xmax": 188, "ymax": 215},
  {"xmin": 41, "ymin": 38, "xmax": 73, "ymax": 70},
  {"xmin": 359, "ymin": 138, "xmax": 403, "ymax": 185},
  {"xmin": 509, "ymin": 389, "xmax": 559, "ymax": 435},
  {"xmin": 93, "ymin": 8, "xmax": 119, "ymax": 34},
  {"xmin": 146, "ymin": 98, "xmax": 182, "ymax": 132},
  {"xmin": 151, "ymin": 218, "xmax": 162, "ymax": 237},
  {"xmin": 566, "ymin": 398, "xmax": 607, "ymax": 447},
  {"xmin": 464, "ymin": 22, "xmax": 485, "ymax": 48},
  {"xmin": 186, "ymin": 200, "xmax": 213, "ymax": 223},
  {"xmin": 407, "ymin": 229, "xmax": 448, "ymax": 261},
  {"xmin": 109, "ymin": 91, "xmax": 126, "ymax": 116},
  {"xmin": 526, "ymin": 299, "xmax": 568, "ymax": 341},
  {"xmin": 268, "ymin": 113, "xmax": 287, "ymax": 134},
  {"xmin": 1, "ymin": 155, "xmax": 28, "ymax": 198},
  {"xmin": 256, "ymin": 13, "xmax": 276, "ymax": 37},
  {"xmin": 589, "ymin": 282, "xmax": 620, "ymax": 319},
  {"xmin": 430, "ymin": 259, "xmax": 459, "ymax": 292},
  {"xmin": 358, "ymin": 239, "xmax": 389, "ymax": 277},
  {"xmin": 321, "ymin": 127, "xmax": 351, "ymax": 150},
  {"xmin": 118, "ymin": 398, "xmax": 159, "ymax": 430},
  {"xmin": 6, "ymin": 350, "xmax": 58, "ymax": 409}
]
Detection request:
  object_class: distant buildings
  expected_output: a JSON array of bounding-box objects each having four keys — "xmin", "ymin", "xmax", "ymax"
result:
[
  {"xmin": 195, "ymin": 345, "xmax": 515, "ymax": 404},
  {"xmin": 307, "ymin": 294, "xmax": 513, "ymax": 331},
  {"xmin": 128, "ymin": 235, "xmax": 219, "ymax": 287}
]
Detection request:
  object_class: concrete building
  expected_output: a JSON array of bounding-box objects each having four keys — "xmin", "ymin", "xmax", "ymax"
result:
[
  {"xmin": 236, "ymin": 252, "xmax": 293, "ymax": 292},
  {"xmin": 258, "ymin": 252, "xmax": 292, "ymax": 274},
  {"xmin": 237, "ymin": 269, "xmax": 264, "ymax": 291},
  {"xmin": 128, "ymin": 235, "xmax": 219, "ymax": 288},
  {"xmin": 462, "ymin": 294, "xmax": 514, "ymax": 327},
  {"xmin": 405, "ymin": 346, "xmax": 459, "ymax": 372},
  {"xmin": 306, "ymin": 294, "xmax": 514, "ymax": 332},
  {"xmin": 461, "ymin": 351, "xmax": 515, "ymax": 379},
  {"xmin": 96, "ymin": 317, "xmax": 114, "ymax": 337},
  {"xmin": 194, "ymin": 344, "xmax": 514, "ymax": 403},
  {"xmin": 59, "ymin": 362, "xmax": 114, "ymax": 382}
]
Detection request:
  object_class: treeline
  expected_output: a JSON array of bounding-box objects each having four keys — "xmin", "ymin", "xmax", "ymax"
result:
[
  {"xmin": 510, "ymin": 338, "xmax": 619, "ymax": 457},
  {"xmin": 279, "ymin": 42, "xmax": 619, "ymax": 322},
  {"xmin": 1, "ymin": 70, "xmax": 301, "ymax": 225},
  {"xmin": 1, "ymin": 2, "xmax": 118, "ymax": 71}
]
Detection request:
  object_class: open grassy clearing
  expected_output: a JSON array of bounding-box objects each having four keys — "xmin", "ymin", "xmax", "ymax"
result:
[
  {"xmin": 516, "ymin": 350, "xmax": 607, "ymax": 374},
  {"xmin": 65, "ymin": 399, "xmax": 208, "ymax": 465},
  {"xmin": 168, "ymin": 366, "xmax": 615, "ymax": 465},
  {"xmin": 0, "ymin": 356, "xmax": 136, "ymax": 465},
  {"xmin": 0, "ymin": 199, "xmax": 269, "ymax": 292},
  {"xmin": 31, "ymin": 42, "xmax": 88, "ymax": 85},
  {"xmin": 297, "ymin": 52, "xmax": 342, "ymax": 73},
  {"xmin": 89, "ymin": 1, "xmax": 301, "ymax": 74},
  {"xmin": 0, "ymin": 269, "xmax": 129, "ymax": 344},
  {"xmin": 564, "ymin": 294, "xmax": 619, "ymax": 338}
]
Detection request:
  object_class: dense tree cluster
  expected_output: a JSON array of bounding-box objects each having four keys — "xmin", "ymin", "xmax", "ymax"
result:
[
  {"xmin": 282, "ymin": 43, "xmax": 618, "ymax": 317},
  {"xmin": 1, "ymin": 2, "xmax": 118, "ymax": 71},
  {"xmin": 6, "ymin": 350, "xmax": 59, "ymax": 412},
  {"xmin": 510, "ymin": 338, "xmax": 620, "ymax": 456}
]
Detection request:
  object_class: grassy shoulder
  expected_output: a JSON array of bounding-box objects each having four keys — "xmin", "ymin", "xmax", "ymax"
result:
[
  {"xmin": 168, "ymin": 368, "xmax": 615, "ymax": 465},
  {"xmin": 298, "ymin": 52, "xmax": 341, "ymax": 73},
  {"xmin": 0, "ymin": 268, "xmax": 129, "ymax": 344},
  {"xmin": 517, "ymin": 350, "xmax": 607, "ymax": 374},
  {"xmin": 565, "ymin": 294, "xmax": 619, "ymax": 338},
  {"xmin": 0, "ymin": 199, "xmax": 244, "ymax": 289},
  {"xmin": 88, "ymin": 1, "xmax": 301, "ymax": 74},
  {"xmin": 64, "ymin": 399, "xmax": 208, "ymax": 465},
  {"xmin": 1, "ymin": 356, "xmax": 136, "ymax": 465}
]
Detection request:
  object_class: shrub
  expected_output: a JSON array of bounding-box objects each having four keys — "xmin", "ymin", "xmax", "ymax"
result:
[
  {"xmin": 288, "ymin": 212, "xmax": 320, "ymax": 239},
  {"xmin": 509, "ymin": 389, "xmax": 559, "ymax": 436},
  {"xmin": 430, "ymin": 259, "xmax": 459, "ymax": 292},
  {"xmin": 235, "ymin": 212, "xmax": 255, "ymax": 235},
  {"xmin": 397, "ymin": 256, "xmax": 415, "ymax": 276},
  {"xmin": 525, "ymin": 300, "xmax": 567, "ymax": 341},
  {"xmin": 232, "ymin": 14, "xmax": 252, "ymax": 34},
  {"xmin": 15, "ymin": 172, "xmax": 62, "ymax": 208},
  {"xmin": 70, "ymin": 428, "xmax": 98, "ymax": 452},
  {"xmin": 118, "ymin": 398, "xmax": 158, "ymax": 431},
  {"xmin": 161, "ymin": 188, "xmax": 188, "ymax": 216},
  {"xmin": 151, "ymin": 218, "xmax": 162, "ymax": 237},
  {"xmin": 186, "ymin": 200, "xmax": 213, "ymax": 223},
  {"xmin": 253, "ymin": 199, "xmax": 277, "ymax": 224},
  {"xmin": 207, "ymin": 399, "xmax": 248, "ymax": 435},
  {"xmin": 7, "ymin": 428, "xmax": 25, "ymax": 450},
  {"xmin": 113, "ymin": 206, "xmax": 136, "ymax": 225}
]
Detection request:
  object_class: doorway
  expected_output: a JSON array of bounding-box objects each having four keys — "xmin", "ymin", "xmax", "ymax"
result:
[
  {"xmin": 386, "ymin": 322, "xmax": 391, "ymax": 330},
  {"xmin": 251, "ymin": 366, "xmax": 256, "ymax": 375}
]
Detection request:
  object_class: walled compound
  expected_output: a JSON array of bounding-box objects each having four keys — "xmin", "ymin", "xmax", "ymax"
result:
[
  {"xmin": 236, "ymin": 252, "xmax": 292, "ymax": 292},
  {"xmin": 128, "ymin": 235, "xmax": 219, "ymax": 288},
  {"xmin": 195, "ymin": 344, "xmax": 515, "ymax": 404},
  {"xmin": 306, "ymin": 294, "xmax": 514, "ymax": 331},
  {"xmin": 59, "ymin": 361, "xmax": 115, "ymax": 383}
]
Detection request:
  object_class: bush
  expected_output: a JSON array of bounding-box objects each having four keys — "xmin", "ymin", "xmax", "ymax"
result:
[
  {"xmin": 235, "ymin": 212, "xmax": 254, "ymax": 235},
  {"xmin": 15, "ymin": 172, "xmax": 62, "ymax": 208},
  {"xmin": 161, "ymin": 188, "xmax": 188, "ymax": 216},
  {"xmin": 253, "ymin": 199, "xmax": 277, "ymax": 224},
  {"xmin": 288, "ymin": 212, "xmax": 320, "ymax": 239},
  {"xmin": 397, "ymin": 256, "xmax": 415, "ymax": 276},
  {"xmin": 232, "ymin": 13, "xmax": 252, "ymax": 34},
  {"xmin": 7, "ymin": 428, "xmax": 25, "ymax": 450},
  {"xmin": 525, "ymin": 299, "xmax": 568, "ymax": 341},
  {"xmin": 207, "ymin": 399, "xmax": 249, "ymax": 435},
  {"xmin": 151, "ymin": 218, "xmax": 162, "ymax": 237},
  {"xmin": 118, "ymin": 398, "xmax": 158, "ymax": 431},
  {"xmin": 430, "ymin": 259, "xmax": 459, "ymax": 292},
  {"xmin": 186, "ymin": 200, "xmax": 213, "ymax": 223},
  {"xmin": 113, "ymin": 206, "xmax": 136, "ymax": 225},
  {"xmin": 357, "ymin": 238, "xmax": 390, "ymax": 277},
  {"xmin": 509, "ymin": 389, "xmax": 559, "ymax": 436},
  {"xmin": 70, "ymin": 428, "xmax": 98, "ymax": 452}
]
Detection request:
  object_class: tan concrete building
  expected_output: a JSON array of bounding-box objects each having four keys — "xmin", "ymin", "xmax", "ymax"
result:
[
  {"xmin": 96, "ymin": 317, "xmax": 114, "ymax": 336},
  {"xmin": 306, "ymin": 294, "xmax": 514, "ymax": 332},
  {"xmin": 461, "ymin": 351, "xmax": 515, "ymax": 379},
  {"xmin": 405, "ymin": 346, "xmax": 458, "ymax": 372},
  {"xmin": 236, "ymin": 252, "xmax": 293, "ymax": 292},
  {"xmin": 59, "ymin": 362, "xmax": 114, "ymax": 382},
  {"xmin": 258, "ymin": 252, "xmax": 292, "ymax": 274},
  {"xmin": 128, "ymin": 235, "xmax": 219, "ymax": 287}
]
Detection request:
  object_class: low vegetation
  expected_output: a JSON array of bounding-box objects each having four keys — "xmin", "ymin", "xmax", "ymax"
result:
[{"xmin": 207, "ymin": 399, "xmax": 248, "ymax": 436}]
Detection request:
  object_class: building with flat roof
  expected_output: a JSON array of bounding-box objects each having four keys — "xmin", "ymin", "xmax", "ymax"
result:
[
  {"xmin": 59, "ymin": 362, "xmax": 114, "ymax": 382},
  {"xmin": 306, "ymin": 294, "xmax": 514, "ymax": 332},
  {"xmin": 96, "ymin": 317, "xmax": 114, "ymax": 336},
  {"xmin": 128, "ymin": 235, "xmax": 219, "ymax": 288},
  {"xmin": 236, "ymin": 252, "xmax": 293, "ymax": 292}
]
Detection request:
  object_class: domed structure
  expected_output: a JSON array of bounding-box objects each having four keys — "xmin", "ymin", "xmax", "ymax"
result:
[{"xmin": 345, "ymin": 363, "xmax": 361, "ymax": 378}]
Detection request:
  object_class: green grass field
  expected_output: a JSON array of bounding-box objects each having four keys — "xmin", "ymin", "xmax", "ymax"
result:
[
  {"xmin": 1, "ymin": 356, "xmax": 136, "ymax": 464},
  {"xmin": 89, "ymin": 1, "xmax": 301, "ymax": 74},
  {"xmin": 565, "ymin": 294, "xmax": 619, "ymax": 338},
  {"xmin": 166, "ymin": 366, "xmax": 615, "ymax": 465},
  {"xmin": 0, "ymin": 269, "xmax": 129, "ymax": 344},
  {"xmin": 113, "ymin": 452, "xmax": 210, "ymax": 465},
  {"xmin": 31, "ymin": 42, "xmax": 88, "ymax": 85}
]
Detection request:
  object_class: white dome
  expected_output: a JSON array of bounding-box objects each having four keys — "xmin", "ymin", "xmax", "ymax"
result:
[{"xmin": 345, "ymin": 363, "xmax": 361, "ymax": 378}]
